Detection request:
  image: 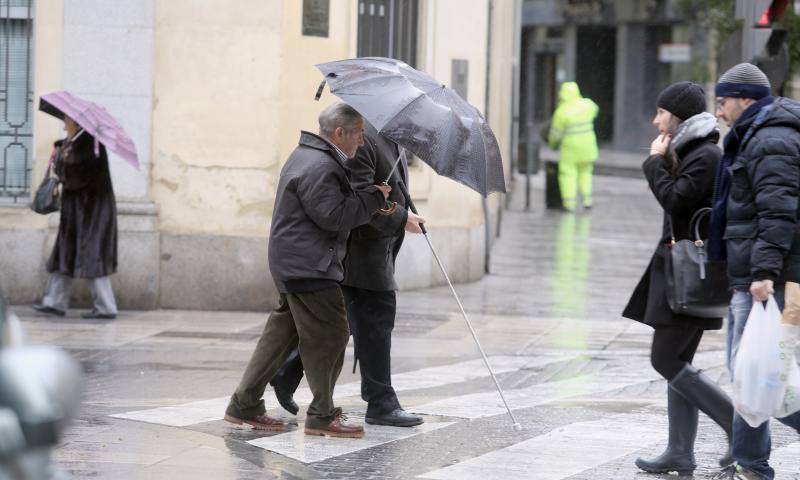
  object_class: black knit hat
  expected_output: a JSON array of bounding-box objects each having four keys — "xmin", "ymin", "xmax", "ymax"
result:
[{"xmin": 656, "ymin": 81, "xmax": 707, "ymax": 121}]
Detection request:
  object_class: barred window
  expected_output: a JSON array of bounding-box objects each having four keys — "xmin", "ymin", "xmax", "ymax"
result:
[
  {"xmin": 0, "ymin": 0, "xmax": 34, "ymax": 202},
  {"xmin": 357, "ymin": 0, "xmax": 418, "ymax": 68}
]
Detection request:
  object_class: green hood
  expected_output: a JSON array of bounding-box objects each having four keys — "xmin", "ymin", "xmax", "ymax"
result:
[{"xmin": 558, "ymin": 82, "xmax": 582, "ymax": 103}]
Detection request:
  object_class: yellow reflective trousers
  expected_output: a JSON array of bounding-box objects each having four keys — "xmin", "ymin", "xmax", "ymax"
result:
[{"xmin": 548, "ymin": 82, "xmax": 599, "ymax": 210}]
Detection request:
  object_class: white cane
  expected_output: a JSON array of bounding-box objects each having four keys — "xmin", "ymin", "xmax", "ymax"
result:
[{"xmin": 386, "ymin": 149, "xmax": 522, "ymax": 431}]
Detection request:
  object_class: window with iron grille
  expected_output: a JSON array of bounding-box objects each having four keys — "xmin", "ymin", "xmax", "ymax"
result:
[
  {"xmin": 357, "ymin": 0, "xmax": 418, "ymax": 67},
  {"xmin": 0, "ymin": 0, "xmax": 34, "ymax": 203}
]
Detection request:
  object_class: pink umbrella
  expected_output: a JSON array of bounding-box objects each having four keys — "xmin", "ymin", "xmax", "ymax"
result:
[{"xmin": 39, "ymin": 91, "xmax": 139, "ymax": 170}]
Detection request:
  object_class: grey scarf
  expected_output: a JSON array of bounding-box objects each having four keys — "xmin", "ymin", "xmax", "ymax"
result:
[{"xmin": 670, "ymin": 112, "xmax": 719, "ymax": 153}]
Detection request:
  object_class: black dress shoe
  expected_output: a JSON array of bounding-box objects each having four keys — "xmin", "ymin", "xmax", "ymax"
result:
[
  {"xmin": 273, "ymin": 383, "xmax": 299, "ymax": 415},
  {"xmin": 81, "ymin": 310, "xmax": 116, "ymax": 320},
  {"xmin": 365, "ymin": 408, "xmax": 423, "ymax": 427},
  {"xmin": 32, "ymin": 304, "xmax": 65, "ymax": 316}
]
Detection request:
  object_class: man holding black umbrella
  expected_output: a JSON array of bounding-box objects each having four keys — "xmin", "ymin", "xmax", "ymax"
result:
[{"xmin": 270, "ymin": 122, "xmax": 426, "ymax": 427}]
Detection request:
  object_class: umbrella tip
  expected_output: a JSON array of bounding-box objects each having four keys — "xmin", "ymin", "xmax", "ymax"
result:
[{"xmin": 512, "ymin": 423, "xmax": 522, "ymax": 432}]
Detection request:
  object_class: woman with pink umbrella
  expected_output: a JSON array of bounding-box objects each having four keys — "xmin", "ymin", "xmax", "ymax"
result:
[{"xmin": 31, "ymin": 91, "xmax": 137, "ymax": 320}]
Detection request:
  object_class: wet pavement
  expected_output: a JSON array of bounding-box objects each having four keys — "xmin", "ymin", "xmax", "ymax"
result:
[{"xmin": 14, "ymin": 173, "xmax": 800, "ymax": 479}]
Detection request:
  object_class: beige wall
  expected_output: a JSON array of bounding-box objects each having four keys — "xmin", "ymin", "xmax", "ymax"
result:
[
  {"xmin": 487, "ymin": 0, "xmax": 520, "ymax": 177},
  {"xmin": 148, "ymin": 0, "xmax": 512, "ymax": 234},
  {"xmin": 2, "ymin": 0, "xmax": 520, "ymax": 309},
  {"xmin": 277, "ymin": 0, "xmax": 357, "ymax": 164},
  {"xmin": 150, "ymin": 0, "xmax": 285, "ymax": 237},
  {"xmin": 485, "ymin": 0, "xmax": 521, "ymax": 216}
]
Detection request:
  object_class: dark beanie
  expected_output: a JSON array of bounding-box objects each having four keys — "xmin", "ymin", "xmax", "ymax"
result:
[
  {"xmin": 656, "ymin": 81, "xmax": 707, "ymax": 121},
  {"xmin": 715, "ymin": 63, "xmax": 771, "ymax": 100}
]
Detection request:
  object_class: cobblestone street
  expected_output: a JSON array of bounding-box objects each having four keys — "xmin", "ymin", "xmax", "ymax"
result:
[{"xmin": 15, "ymin": 173, "xmax": 800, "ymax": 479}]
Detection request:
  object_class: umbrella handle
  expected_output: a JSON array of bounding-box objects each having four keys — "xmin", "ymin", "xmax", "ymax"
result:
[
  {"xmin": 382, "ymin": 147, "xmax": 427, "ymax": 234},
  {"xmin": 314, "ymin": 80, "xmax": 326, "ymax": 101},
  {"xmin": 380, "ymin": 185, "xmax": 391, "ymax": 211}
]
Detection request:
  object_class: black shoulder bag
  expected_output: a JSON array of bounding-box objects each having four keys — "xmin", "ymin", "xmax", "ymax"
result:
[
  {"xmin": 664, "ymin": 208, "xmax": 730, "ymax": 318},
  {"xmin": 31, "ymin": 164, "xmax": 61, "ymax": 215}
]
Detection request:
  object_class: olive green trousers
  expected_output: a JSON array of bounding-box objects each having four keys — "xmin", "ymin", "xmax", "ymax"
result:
[{"xmin": 226, "ymin": 288, "xmax": 350, "ymax": 428}]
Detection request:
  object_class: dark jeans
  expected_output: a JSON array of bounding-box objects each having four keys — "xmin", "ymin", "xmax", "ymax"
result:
[
  {"xmin": 272, "ymin": 287, "xmax": 401, "ymax": 415},
  {"xmin": 726, "ymin": 289, "xmax": 800, "ymax": 479},
  {"xmin": 650, "ymin": 324, "xmax": 704, "ymax": 380},
  {"xmin": 226, "ymin": 288, "xmax": 350, "ymax": 429}
]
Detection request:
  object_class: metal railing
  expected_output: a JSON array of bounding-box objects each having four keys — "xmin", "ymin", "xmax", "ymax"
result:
[{"xmin": 0, "ymin": 0, "xmax": 34, "ymax": 203}]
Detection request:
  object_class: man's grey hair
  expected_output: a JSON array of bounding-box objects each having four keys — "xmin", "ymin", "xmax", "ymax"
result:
[{"xmin": 318, "ymin": 102, "xmax": 362, "ymax": 136}]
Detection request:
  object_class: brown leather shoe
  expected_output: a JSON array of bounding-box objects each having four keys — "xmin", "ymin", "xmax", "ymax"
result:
[
  {"xmin": 223, "ymin": 413, "xmax": 285, "ymax": 431},
  {"xmin": 304, "ymin": 408, "xmax": 364, "ymax": 438}
]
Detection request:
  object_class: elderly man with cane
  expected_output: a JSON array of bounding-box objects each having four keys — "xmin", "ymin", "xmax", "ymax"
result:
[
  {"xmin": 269, "ymin": 121, "xmax": 427, "ymax": 427},
  {"xmin": 223, "ymin": 102, "xmax": 390, "ymax": 438}
]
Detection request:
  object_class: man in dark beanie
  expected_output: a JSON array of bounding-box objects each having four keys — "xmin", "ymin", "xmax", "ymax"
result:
[{"xmin": 709, "ymin": 62, "xmax": 800, "ymax": 479}]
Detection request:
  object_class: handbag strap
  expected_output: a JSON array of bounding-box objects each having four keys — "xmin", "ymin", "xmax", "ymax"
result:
[
  {"xmin": 690, "ymin": 207, "xmax": 712, "ymax": 243},
  {"xmin": 666, "ymin": 207, "xmax": 712, "ymax": 244},
  {"xmin": 666, "ymin": 215, "xmax": 676, "ymax": 244}
]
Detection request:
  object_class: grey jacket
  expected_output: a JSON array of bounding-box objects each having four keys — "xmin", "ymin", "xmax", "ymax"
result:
[
  {"xmin": 342, "ymin": 123, "xmax": 409, "ymax": 291},
  {"xmin": 268, "ymin": 131, "xmax": 384, "ymax": 293}
]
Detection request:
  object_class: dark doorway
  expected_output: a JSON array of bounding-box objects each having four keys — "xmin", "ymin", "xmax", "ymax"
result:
[
  {"xmin": 357, "ymin": 0, "xmax": 418, "ymax": 67},
  {"xmin": 575, "ymin": 26, "xmax": 616, "ymax": 142},
  {"xmin": 534, "ymin": 53, "xmax": 558, "ymax": 122},
  {"xmin": 519, "ymin": 27, "xmax": 559, "ymax": 144}
]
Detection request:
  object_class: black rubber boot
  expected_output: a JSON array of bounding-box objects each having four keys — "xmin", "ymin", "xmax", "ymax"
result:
[
  {"xmin": 635, "ymin": 386, "xmax": 698, "ymax": 475},
  {"xmin": 670, "ymin": 364, "xmax": 734, "ymax": 467}
]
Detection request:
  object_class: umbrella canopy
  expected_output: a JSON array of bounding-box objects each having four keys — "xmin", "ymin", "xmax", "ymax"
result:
[
  {"xmin": 39, "ymin": 91, "xmax": 139, "ymax": 170},
  {"xmin": 316, "ymin": 57, "xmax": 506, "ymax": 196}
]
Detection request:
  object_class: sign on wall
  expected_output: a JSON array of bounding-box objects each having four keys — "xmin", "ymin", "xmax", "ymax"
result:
[
  {"xmin": 658, "ymin": 43, "xmax": 692, "ymax": 63},
  {"xmin": 303, "ymin": 0, "xmax": 329, "ymax": 37}
]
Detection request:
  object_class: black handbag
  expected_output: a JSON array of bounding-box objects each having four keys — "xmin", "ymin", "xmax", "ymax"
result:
[
  {"xmin": 664, "ymin": 208, "xmax": 730, "ymax": 318},
  {"xmin": 31, "ymin": 164, "xmax": 60, "ymax": 214}
]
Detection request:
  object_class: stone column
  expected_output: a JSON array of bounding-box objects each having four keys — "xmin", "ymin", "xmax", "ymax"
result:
[
  {"xmin": 562, "ymin": 24, "xmax": 577, "ymax": 82},
  {"xmin": 613, "ymin": 23, "xmax": 647, "ymax": 150},
  {"xmin": 60, "ymin": 0, "xmax": 159, "ymax": 308}
]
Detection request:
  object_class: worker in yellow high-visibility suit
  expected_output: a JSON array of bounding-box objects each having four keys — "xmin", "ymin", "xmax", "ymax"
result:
[{"xmin": 548, "ymin": 82, "xmax": 599, "ymax": 211}]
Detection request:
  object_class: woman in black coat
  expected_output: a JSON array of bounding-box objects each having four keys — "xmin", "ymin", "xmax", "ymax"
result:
[
  {"xmin": 32, "ymin": 115, "xmax": 118, "ymax": 319},
  {"xmin": 622, "ymin": 82, "xmax": 733, "ymax": 474}
]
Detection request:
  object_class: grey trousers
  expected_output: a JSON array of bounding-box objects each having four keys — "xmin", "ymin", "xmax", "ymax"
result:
[{"xmin": 42, "ymin": 273, "xmax": 118, "ymax": 315}]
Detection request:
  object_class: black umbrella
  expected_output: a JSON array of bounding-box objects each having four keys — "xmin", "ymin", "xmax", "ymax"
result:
[
  {"xmin": 315, "ymin": 58, "xmax": 519, "ymax": 431},
  {"xmin": 315, "ymin": 57, "xmax": 506, "ymax": 197}
]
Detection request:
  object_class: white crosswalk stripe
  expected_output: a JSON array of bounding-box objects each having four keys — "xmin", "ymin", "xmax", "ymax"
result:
[
  {"xmin": 110, "ymin": 354, "xmax": 571, "ymax": 427},
  {"xmin": 248, "ymin": 419, "xmax": 455, "ymax": 463},
  {"xmin": 410, "ymin": 350, "xmax": 736, "ymax": 419},
  {"xmin": 417, "ymin": 413, "xmax": 667, "ymax": 480},
  {"xmin": 108, "ymin": 348, "xmax": 735, "ymax": 478},
  {"xmin": 410, "ymin": 374, "xmax": 648, "ymax": 419}
]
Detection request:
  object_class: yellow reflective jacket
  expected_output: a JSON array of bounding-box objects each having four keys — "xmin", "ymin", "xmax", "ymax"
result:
[{"xmin": 548, "ymin": 82, "xmax": 599, "ymax": 163}]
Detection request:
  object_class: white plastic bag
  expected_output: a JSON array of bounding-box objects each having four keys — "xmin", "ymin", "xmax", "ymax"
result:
[
  {"xmin": 733, "ymin": 295, "xmax": 788, "ymax": 427},
  {"xmin": 775, "ymin": 324, "xmax": 800, "ymax": 419}
]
